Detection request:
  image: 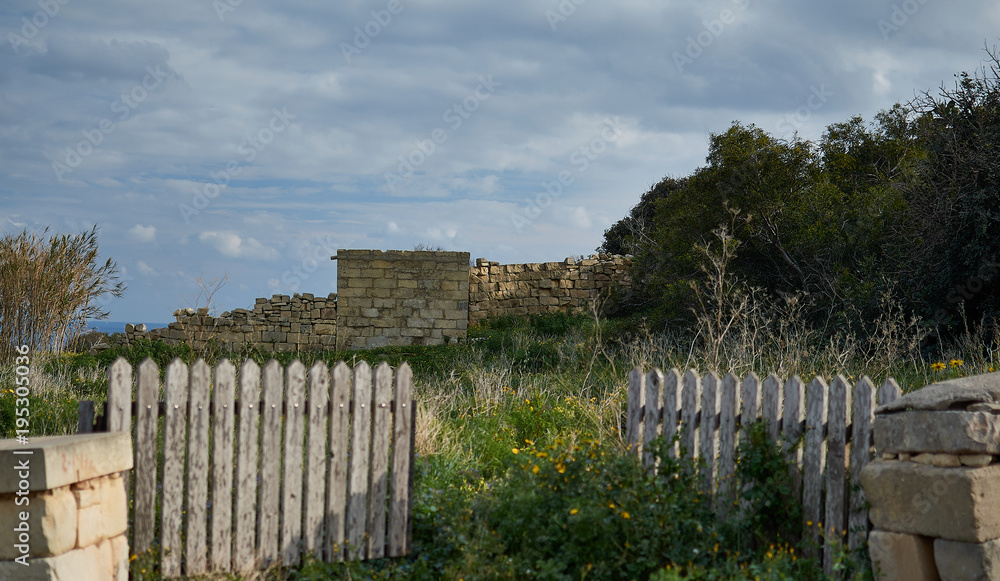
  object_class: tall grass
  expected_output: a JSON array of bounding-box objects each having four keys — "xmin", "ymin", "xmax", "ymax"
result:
[{"xmin": 0, "ymin": 226, "xmax": 125, "ymax": 358}]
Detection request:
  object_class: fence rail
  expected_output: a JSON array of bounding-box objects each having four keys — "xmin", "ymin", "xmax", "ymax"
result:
[
  {"xmin": 625, "ymin": 368, "xmax": 900, "ymax": 576},
  {"xmin": 81, "ymin": 357, "xmax": 414, "ymax": 578}
]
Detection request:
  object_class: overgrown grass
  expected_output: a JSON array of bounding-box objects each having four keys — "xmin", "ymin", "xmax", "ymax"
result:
[{"xmin": 2, "ymin": 309, "xmax": 998, "ymax": 580}]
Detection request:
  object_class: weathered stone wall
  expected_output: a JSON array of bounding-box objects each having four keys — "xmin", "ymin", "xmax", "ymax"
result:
[
  {"xmin": 468, "ymin": 253, "xmax": 631, "ymax": 325},
  {"xmin": 335, "ymin": 249, "xmax": 470, "ymax": 349},
  {"xmin": 125, "ymin": 292, "xmax": 337, "ymax": 353},
  {"xmin": 0, "ymin": 432, "xmax": 132, "ymax": 581}
]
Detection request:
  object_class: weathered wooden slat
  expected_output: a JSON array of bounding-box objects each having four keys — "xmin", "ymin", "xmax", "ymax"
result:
[
  {"xmin": 849, "ymin": 376, "xmax": 876, "ymax": 556},
  {"xmin": 257, "ymin": 360, "xmax": 283, "ymax": 568},
  {"xmin": 389, "ymin": 363, "xmax": 413, "ymax": 558},
  {"xmin": 326, "ymin": 362, "xmax": 352, "ymax": 561},
  {"xmin": 161, "ymin": 359, "xmax": 189, "ymax": 578},
  {"xmin": 211, "ymin": 360, "xmax": 236, "ymax": 572},
  {"xmin": 77, "ymin": 401, "xmax": 94, "ymax": 433},
  {"xmin": 304, "ymin": 362, "xmax": 330, "ymax": 560},
  {"xmin": 761, "ymin": 373, "xmax": 782, "ymax": 442},
  {"xmin": 643, "ymin": 368, "xmax": 663, "ymax": 468},
  {"xmin": 782, "ymin": 376, "xmax": 805, "ymax": 498},
  {"xmin": 348, "ymin": 362, "xmax": 373, "ymax": 560},
  {"xmin": 717, "ymin": 373, "xmax": 739, "ymax": 518},
  {"xmin": 281, "ymin": 361, "xmax": 307, "ymax": 566},
  {"xmin": 661, "ymin": 369, "xmax": 681, "ymax": 459},
  {"xmin": 700, "ymin": 372, "xmax": 719, "ymax": 493},
  {"xmin": 824, "ymin": 375, "xmax": 849, "ymax": 576},
  {"xmin": 233, "ymin": 360, "xmax": 260, "ymax": 573},
  {"xmin": 368, "ymin": 362, "xmax": 393, "ymax": 559},
  {"xmin": 878, "ymin": 378, "xmax": 901, "ymax": 407},
  {"xmin": 626, "ymin": 367, "xmax": 644, "ymax": 452},
  {"xmin": 107, "ymin": 357, "xmax": 132, "ymax": 433},
  {"xmin": 134, "ymin": 358, "xmax": 158, "ymax": 554},
  {"xmin": 186, "ymin": 359, "xmax": 211, "ymax": 576},
  {"xmin": 802, "ymin": 376, "xmax": 828, "ymax": 553},
  {"xmin": 681, "ymin": 369, "xmax": 701, "ymax": 461},
  {"xmin": 740, "ymin": 372, "xmax": 760, "ymax": 444}
]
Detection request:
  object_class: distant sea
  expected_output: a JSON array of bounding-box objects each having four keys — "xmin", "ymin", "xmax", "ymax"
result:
[{"xmin": 84, "ymin": 321, "xmax": 170, "ymax": 334}]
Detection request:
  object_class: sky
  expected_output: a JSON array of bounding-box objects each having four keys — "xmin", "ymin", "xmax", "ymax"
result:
[{"xmin": 2, "ymin": 0, "xmax": 999, "ymax": 324}]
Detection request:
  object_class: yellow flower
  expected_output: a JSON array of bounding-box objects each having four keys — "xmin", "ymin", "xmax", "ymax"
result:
[
  {"xmin": 569, "ymin": 508, "xmax": 579, "ymax": 515},
  {"xmin": 950, "ymin": 359, "xmax": 964, "ymax": 368},
  {"xmin": 555, "ymin": 463, "xmax": 565, "ymax": 474},
  {"xmin": 608, "ymin": 502, "xmax": 615, "ymax": 509},
  {"xmin": 511, "ymin": 448, "xmax": 519, "ymax": 454},
  {"xmin": 531, "ymin": 464, "xmax": 539, "ymax": 474},
  {"xmin": 931, "ymin": 362, "xmax": 946, "ymax": 371},
  {"xmin": 621, "ymin": 511, "xmax": 630, "ymax": 519}
]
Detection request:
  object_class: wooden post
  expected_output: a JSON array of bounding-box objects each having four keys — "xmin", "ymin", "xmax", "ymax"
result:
[
  {"xmin": 389, "ymin": 363, "xmax": 413, "ymax": 557},
  {"xmin": 626, "ymin": 367, "xmax": 644, "ymax": 453},
  {"xmin": 257, "ymin": 360, "xmax": 283, "ymax": 567},
  {"xmin": 802, "ymin": 376, "xmax": 828, "ymax": 555},
  {"xmin": 700, "ymin": 372, "xmax": 719, "ymax": 493},
  {"xmin": 326, "ymin": 362, "xmax": 352, "ymax": 562},
  {"xmin": 186, "ymin": 359, "xmax": 211, "ymax": 575},
  {"xmin": 681, "ymin": 370, "xmax": 700, "ymax": 462},
  {"xmin": 368, "ymin": 362, "xmax": 394, "ymax": 559},
  {"xmin": 661, "ymin": 369, "xmax": 682, "ymax": 459},
  {"xmin": 849, "ymin": 376, "xmax": 876, "ymax": 555},
  {"xmin": 233, "ymin": 360, "xmax": 260, "ymax": 573},
  {"xmin": 134, "ymin": 359, "xmax": 159, "ymax": 555},
  {"xmin": 281, "ymin": 361, "xmax": 307, "ymax": 566},
  {"xmin": 643, "ymin": 369, "xmax": 663, "ymax": 468},
  {"xmin": 211, "ymin": 360, "xmax": 236, "ymax": 572},
  {"xmin": 304, "ymin": 362, "xmax": 330, "ymax": 559},
  {"xmin": 348, "ymin": 362, "xmax": 373, "ymax": 560},
  {"xmin": 824, "ymin": 375, "xmax": 849, "ymax": 576},
  {"xmin": 161, "ymin": 359, "xmax": 189, "ymax": 577},
  {"xmin": 762, "ymin": 373, "xmax": 782, "ymax": 442},
  {"xmin": 717, "ymin": 373, "xmax": 739, "ymax": 518}
]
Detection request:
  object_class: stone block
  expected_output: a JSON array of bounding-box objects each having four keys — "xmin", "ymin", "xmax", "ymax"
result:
[
  {"xmin": 913, "ymin": 453, "xmax": 962, "ymax": 467},
  {"xmin": 861, "ymin": 460, "xmax": 1000, "ymax": 542},
  {"xmin": 874, "ymin": 411, "xmax": 1000, "ymax": 455},
  {"xmin": 0, "ymin": 538, "xmax": 116, "ymax": 581},
  {"xmin": 0, "ymin": 433, "xmax": 132, "ymax": 494},
  {"xmin": 0, "ymin": 486, "xmax": 77, "ymax": 559},
  {"xmin": 934, "ymin": 537, "xmax": 1000, "ymax": 580}
]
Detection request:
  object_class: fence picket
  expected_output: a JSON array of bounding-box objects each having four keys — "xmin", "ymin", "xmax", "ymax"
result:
[
  {"xmin": 211, "ymin": 360, "xmax": 236, "ymax": 572},
  {"xmin": 661, "ymin": 369, "xmax": 681, "ymax": 459},
  {"xmin": 740, "ymin": 373, "xmax": 760, "ymax": 444},
  {"xmin": 717, "ymin": 373, "xmax": 739, "ymax": 518},
  {"xmin": 626, "ymin": 368, "xmax": 644, "ymax": 452},
  {"xmin": 389, "ymin": 363, "xmax": 413, "ymax": 557},
  {"xmin": 281, "ymin": 361, "xmax": 307, "ymax": 566},
  {"xmin": 849, "ymin": 376, "xmax": 875, "ymax": 555},
  {"xmin": 643, "ymin": 369, "xmax": 663, "ymax": 467},
  {"xmin": 327, "ymin": 362, "xmax": 352, "ymax": 562},
  {"xmin": 107, "ymin": 357, "xmax": 132, "ymax": 433},
  {"xmin": 368, "ymin": 363, "xmax": 393, "ymax": 558},
  {"xmin": 823, "ymin": 375, "xmax": 848, "ymax": 576},
  {"xmin": 185, "ymin": 360, "xmax": 211, "ymax": 575},
  {"xmin": 879, "ymin": 378, "xmax": 901, "ymax": 407},
  {"xmin": 161, "ymin": 359, "xmax": 189, "ymax": 578},
  {"xmin": 348, "ymin": 362, "xmax": 373, "ymax": 560},
  {"xmin": 233, "ymin": 360, "xmax": 260, "ymax": 573},
  {"xmin": 782, "ymin": 376, "xmax": 805, "ymax": 498},
  {"xmin": 762, "ymin": 374, "xmax": 782, "ymax": 441},
  {"xmin": 802, "ymin": 376, "xmax": 828, "ymax": 552},
  {"xmin": 700, "ymin": 372, "xmax": 719, "ymax": 493},
  {"xmin": 681, "ymin": 370, "xmax": 700, "ymax": 461},
  {"xmin": 304, "ymin": 362, "xmax": 330, "ymax": 559},
  {"xmin": 258, "ymin": 360, "xmax": 283, "ymax": 567},
  {"xmin": 134, "ymin": 359, "xmax": 158, "ymax": 554}
]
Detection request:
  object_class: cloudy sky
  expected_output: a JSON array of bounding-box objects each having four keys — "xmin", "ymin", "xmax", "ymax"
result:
[{"xmin": 2, "ymin": 0, "xmax": 998, "ymax": 324}]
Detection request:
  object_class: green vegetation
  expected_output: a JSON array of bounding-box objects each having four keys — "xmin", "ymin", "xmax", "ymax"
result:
[
  {"xmin": 601, "ymin": 50, "xmax": 1000, "ymax": 354},
  {"xmin": 3, "ymin": 308, "xmax": 998, "ymax": 580}
]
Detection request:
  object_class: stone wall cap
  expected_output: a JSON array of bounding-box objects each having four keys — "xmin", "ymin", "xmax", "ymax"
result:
[
  {"xmin": 876, "ymin": 371, "xmax": 1000, "ymax": 414},
  {"xmin": 0, "ymin": 432, "xmax": 133, "ymax": 493}
]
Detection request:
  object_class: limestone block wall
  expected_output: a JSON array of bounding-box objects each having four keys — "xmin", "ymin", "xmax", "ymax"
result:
[
  {"xmin": 335, "ymin": 249, "xmax": 470, "ymax": 349},
  {"xmin": 123, "ymin": 292, "xmax": 337, "ymax": 353},
  {"xmin": 0, "ymin": 432, "xmax": 132, "ymax": 581},
  {"xmin": 468, "ymin": 253, "xmax": 631, "ymax": 325}
]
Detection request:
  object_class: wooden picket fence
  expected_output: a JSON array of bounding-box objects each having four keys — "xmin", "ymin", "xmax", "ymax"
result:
[
  {"xmin": 624, "ymin": 368, "xmax": 901, "ymax": 575},
  {"xmin": 79, "ymin": 357, "xmax": 414, "ymax": 578}
]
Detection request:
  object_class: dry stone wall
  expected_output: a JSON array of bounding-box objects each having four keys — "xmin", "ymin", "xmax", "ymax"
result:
[
  {"xmin": 335, "ymin": 249, "xmax": 470, "ymax": 349},
  {"xmin": 468, "ymin": 253, "xmax": 631, "ymax": 325},
  {"xmin": 119, "ymin": 250, "xmax": 631, "ymax": 352}
]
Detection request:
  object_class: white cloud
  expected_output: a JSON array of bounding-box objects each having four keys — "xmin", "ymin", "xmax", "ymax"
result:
[
  {"xmin": 128, "ymin": 224, "xmax": 156, "ymax": 242},
  {"xmin": 199, "ymin": 231, "xmax": 280, "ymax": 260},
  {"xmin": 137, "ymin": 260, "xmax": 157, "ymax": 276}
]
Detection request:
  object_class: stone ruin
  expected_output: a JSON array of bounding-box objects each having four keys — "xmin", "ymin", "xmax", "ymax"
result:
[{"xmin": 862, "ymin": 371, "xmax": 1000, "ymax": 580}]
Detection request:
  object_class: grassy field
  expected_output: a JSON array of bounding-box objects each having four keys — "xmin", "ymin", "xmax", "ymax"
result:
[{"xmin": 1, "ymin": 311, "xmax": 995, "ymax": 580}]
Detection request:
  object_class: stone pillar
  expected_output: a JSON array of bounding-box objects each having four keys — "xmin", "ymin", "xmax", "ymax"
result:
[
  {"xmin": 0, "ymin": 432, "xmax": 133, "ymax": 581},
  {"xmin": 861, "ymin": 372, "xmax": 1000, "ymax": 581}
]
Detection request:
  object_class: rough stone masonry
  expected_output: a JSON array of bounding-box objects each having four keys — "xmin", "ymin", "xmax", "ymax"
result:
[{"xmin": 862, "ymin": 371, "xmax": 1000, "ymax": 581}]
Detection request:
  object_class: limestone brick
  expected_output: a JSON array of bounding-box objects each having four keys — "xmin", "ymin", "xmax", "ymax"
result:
[{"xmin": 934, "ymin": 537, "xmax": 1000, "ymax": 581}]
